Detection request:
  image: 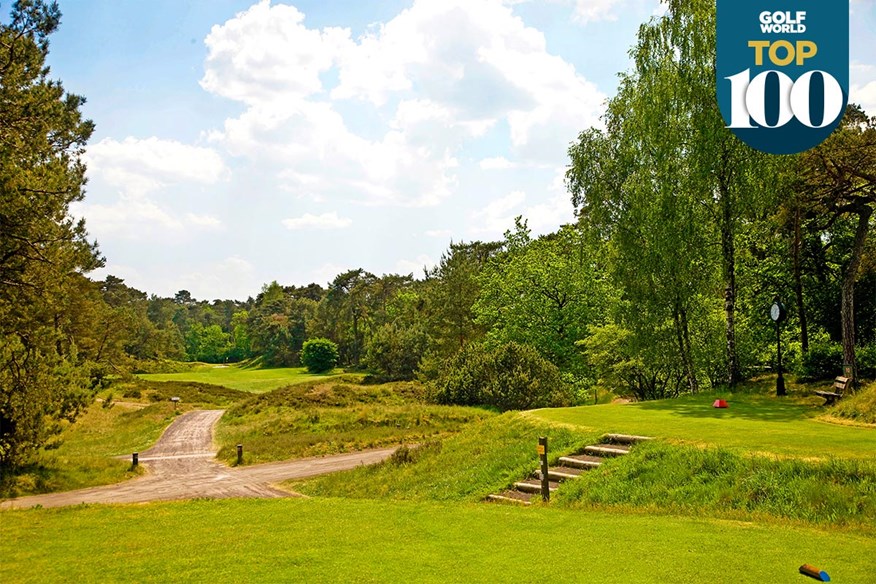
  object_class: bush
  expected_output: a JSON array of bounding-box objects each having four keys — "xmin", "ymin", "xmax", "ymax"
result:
[
  {"xmin": 364, "ymin": 323, "xmax": 430, "ymax": 381},
  {"xmin": 798, "ymin": 340, "xmax": 843, "ymax": 380},
  {"xmin": 428, "ymin": 342, "xmax": 571, "ymax": 411},
  {"xmin": 485, "ymin": 342, "xmax": 572, "ymax": 410},
  {"xmin": 300, "ymin": 338, "xmax": 339, "ymax": 374},
  {"xmin": 857, "ymin": 344, "xmax": 876, "ymax": 379},
  {"xmin": 428, "ymin": 344, "xmax": 490, "ymax": 406}
]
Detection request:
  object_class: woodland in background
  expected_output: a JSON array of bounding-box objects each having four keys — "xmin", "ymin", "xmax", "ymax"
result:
[{"xmin": 2, "ymin": 0, "xmax": 875, "ymax": 469}]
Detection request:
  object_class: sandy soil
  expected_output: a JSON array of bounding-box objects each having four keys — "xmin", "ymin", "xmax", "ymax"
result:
[{"xmin": 1, "ymin": 409, "xmax": 396, "ymax": 510}]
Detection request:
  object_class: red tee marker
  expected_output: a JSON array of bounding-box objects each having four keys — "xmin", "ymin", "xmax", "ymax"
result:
[{"xmin": 713, "ymin": 399, "xmax": 728, "ymax": 408}]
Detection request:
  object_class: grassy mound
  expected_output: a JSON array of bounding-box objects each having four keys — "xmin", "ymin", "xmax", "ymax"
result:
[
  {"xmin": 293, "ymin": 412, "xmax": 593, "ymax": 501},
  {"xmin": 216, "ymin": 379, "xmax": 493, "ymax": 464},
  {"xmin": 555, "ymin": 441, "xmax": 876, "ymax": 529},
  {"xmin": 828, "ymin": 380, "xmax": 876, "ymax": 424},
  {"xmin": 117, "ymin": 379, "xmax": 249, "ymax": 406}
]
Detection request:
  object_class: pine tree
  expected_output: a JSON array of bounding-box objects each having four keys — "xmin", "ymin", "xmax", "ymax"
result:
[{"xmin": 1, "ymin": 1, "xmax": 101, "ymax": 469}]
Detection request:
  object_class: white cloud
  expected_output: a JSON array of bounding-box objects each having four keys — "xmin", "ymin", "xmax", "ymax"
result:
[
  {"xmin": 470, "ymin": 190, "xmax": 526, "ymax": 235},
  {"xmin": 571, "ymin": 0, "xmax": 622, "ymax": 24},
  {"xmin": 185, "ymin": 213, "xmax": 224, "ymax": 229},
  {"xmin": 200, "ymin": 0, "xmax": 352, "ymax": 106},
  {"xmin": 78, "ymin": 136, "xmax": 230, "ymax": 240},
  {"xmin": 175, "ymin": 256, "xmax": 258, "ymax": 300},
  {"xmin": 479, "ymin": 156, "xmax": 515, "ymax": 170},
  {"xmin": 282, "ymin": 212, "xmax": 353, "ymax": 230},
  {"xmin": 468, "ymin": 172, "xmax": 574, "ymax": 237},
  {"xmin": 85, "ymin": 137, "xmax": 228, "ymax": 197},
  {"xmin": 425, "ymin": 229, "xmax": 453, "ymax": 238},
  {"xmin": 309, "ymin": 262, "xmax": 349, "ymax": 286},
  {"xmin": 851, "ymin": 61, "xmax": 876, "ymax": 116},
  {"xmin": 652, "ymin": 1, "xmax": 669, "ymax": 17},
  {"xmin": 396, "ymin": 254, "xmax": 436, "ymax": 276},
  {"xmin": 202, "ymin": 0, "xmax": 604, "ymax": 207}
]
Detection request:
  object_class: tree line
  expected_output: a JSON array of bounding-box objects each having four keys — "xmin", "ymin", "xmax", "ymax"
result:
[{"xmin": 2, "ymin": 0, "xmax": 874, "ymax": 470}]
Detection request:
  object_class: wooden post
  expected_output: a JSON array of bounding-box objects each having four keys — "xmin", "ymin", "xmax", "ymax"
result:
[
  {"xmin": 538, "ymin": 436, "xmax": 549, "ymax": 502},
  {"xmin": 132, "ymin": 452, "xmax": 138, "ymax": 468},
  {"xmin": 236, "ymin": 444, "xmax": 243, "ymax": 465}
]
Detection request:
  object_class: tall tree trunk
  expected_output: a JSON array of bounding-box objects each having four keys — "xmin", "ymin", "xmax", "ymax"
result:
[
  {"xmin": 792, "ymin": 203, "xmax": 809, "ymax": 354},
  {"xmin": 841, "ymin": 206, "xmax": 873, "ymax": 385},
  {"xmin": 719, "ymin": 182, "xmax": 740, "ymax": 387},
  {"xmin": 673, "ymin": 301, "xmax": 699, "ymax": 393}
]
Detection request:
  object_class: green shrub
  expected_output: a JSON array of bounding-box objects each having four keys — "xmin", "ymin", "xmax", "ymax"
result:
[
  {"xmin": 428, "ymin": 342, "xmax": 571, "ymax": 411},
  {"xmin": 858, "ymin": 344, "xmax": 876, "ymax": 379},
  {"xmin": 485, "ymin": 342, "xmax": 571, "ymax": 410},
  {"xmin": 428, "ymin": 343, "xmax": 490, "ymax": 406},
  {"xmin": 797, "ymin": 340, "xmax": 843, "ymax": 380},
  {"xmin": 300, "ymin": 338, "xmax": 339, "ymax": 374},
  {"xmin": 364, "ymin": 323, "xmax": 430, "ymax": 381}
]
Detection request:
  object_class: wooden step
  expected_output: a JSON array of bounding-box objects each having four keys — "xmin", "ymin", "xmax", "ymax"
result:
[
  {"xmin": 584, "ymin": 444, "xmax": 630, "ymax": 457},
  {"xmin": 486, "ymin": 490, "xmax": 533, "ymax": 505},
  {"xmin": 558, "ymin": 454, "xmax": 603, "ymax": 469},
  {"xmin": 605, "ymin": 433, "xmax": 654, "ymax": 445},
  {"xmin": 536, "ymin": 466, "xmax": 584, "ymax": 481},
  {"xmin": 514, "ymin": 478, "xmax": 559, "ymax": 493}
]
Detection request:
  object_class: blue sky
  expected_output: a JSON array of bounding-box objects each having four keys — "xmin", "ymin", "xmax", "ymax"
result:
[{"xmin": 31, "ymin": 1, "xmax": 876, "ymax": 300}]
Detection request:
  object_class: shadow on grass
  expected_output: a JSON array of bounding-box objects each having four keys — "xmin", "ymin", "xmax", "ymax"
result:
[{"xmin": 632, "ymin": 394, "xmax": 819, "ymax": 422}]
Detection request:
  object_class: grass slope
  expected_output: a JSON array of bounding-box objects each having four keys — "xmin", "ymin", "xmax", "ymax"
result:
[
  {"xmin": 532, "ymin": 387, "xmax": 876, "ymax": 459},
  {"xmin": 830, "ymin": 380, "xmax": 876, "ymax": 424},
  {"xmin": 2, "ymin": 499, "xmax": 874, "ymax": 583},
  {"xmin": 137, "ymin": 363, "xmax": 341, "ymax": 393},
  {"xmin": 216, "ymin": 379, "xmax": 493, "ymax": 464},
  {"xmin": 555, "ymin": 441, "xmax": 876, "ymax": 529},
  {"xmin": 295, "ymin": 412, "xmax": 593, "ymax": 501}
]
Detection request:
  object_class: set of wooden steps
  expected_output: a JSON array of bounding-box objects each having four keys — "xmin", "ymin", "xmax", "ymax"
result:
[{"xmin": 485, "ymin": 433, "xmax": 653, "ymax": 505}]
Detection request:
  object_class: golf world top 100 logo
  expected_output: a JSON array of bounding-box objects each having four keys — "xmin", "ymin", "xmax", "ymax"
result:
[{"xmin": 717, "ymin": 1, "xmax": 849, "ymax": 155}]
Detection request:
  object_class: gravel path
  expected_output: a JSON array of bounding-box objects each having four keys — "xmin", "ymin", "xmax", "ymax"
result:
[{"xmin": 1, "ymin": 410, "xmax": 396, "ymax": 510}]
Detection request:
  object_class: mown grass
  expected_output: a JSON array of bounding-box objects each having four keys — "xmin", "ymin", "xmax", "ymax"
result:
[
  {"xmin": 137, "ymin": 362, "xmax": 343, "ymax": 393},
  {"xmin": 294, "ymin": 412, "xmax": 593, "ymax": 501},
  {"xmin": 532, "ymin": 381, "xmax": 876, "ymax": 460},
  {"xmin": 216, "ymin": 379, "xmax": 493, "ymax": 464},
  {"xmin": 2, "ymin": 498, "xmax": 874, "ymax": 583},
  {"xmin": 555, "ymin": 440, "xmax": 876, "ymax": 530}
]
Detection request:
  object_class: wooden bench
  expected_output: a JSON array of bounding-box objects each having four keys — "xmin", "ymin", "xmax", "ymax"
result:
[{"xmin": 814, "ymin": 376, "xmax": 850, "ymax": 405}]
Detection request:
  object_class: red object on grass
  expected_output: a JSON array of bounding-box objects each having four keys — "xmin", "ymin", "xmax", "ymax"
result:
[{"xmin": 713, "ymin": 399, "xmax": 728, "ymax": 408}]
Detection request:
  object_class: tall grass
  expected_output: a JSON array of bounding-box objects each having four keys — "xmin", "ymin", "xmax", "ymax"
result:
[
  {"xmin": 828, "ymin": 380, "xmax": 876, "ymax": 424},
  {"xmin": 1, "ymin": 402, "xmax": 177, "ymax": 498},
  {"xmin": 556, "ymin": 441, "xmax": 876, "ymax": 529},
  {"xmin": 216, "ymin": 379, "xmax": 492, "ymax": 463},
  {"xmin": 294, "ymin": 412, "xmax": 594, "ymax": 501}
]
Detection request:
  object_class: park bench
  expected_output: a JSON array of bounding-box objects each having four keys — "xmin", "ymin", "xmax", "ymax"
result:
[{"xmin": 814, "ymin": 376, "xmax": 849, "ymax": 406}]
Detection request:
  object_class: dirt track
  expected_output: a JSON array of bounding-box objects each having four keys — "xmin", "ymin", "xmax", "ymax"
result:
[{"xmin": 1, "ymin": 409, "xmax": 397, "ymax": 510}]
